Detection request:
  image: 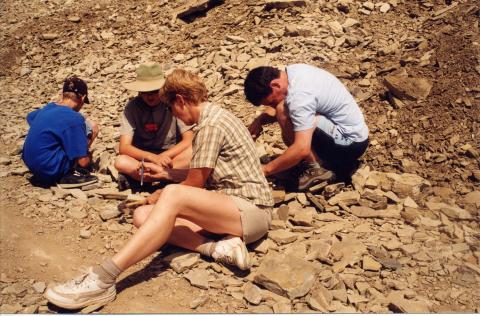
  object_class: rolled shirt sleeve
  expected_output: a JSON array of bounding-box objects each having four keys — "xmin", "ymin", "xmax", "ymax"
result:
[{"xmin": 190, "ymin": 125, "xmax": 224, "ymax": 169}]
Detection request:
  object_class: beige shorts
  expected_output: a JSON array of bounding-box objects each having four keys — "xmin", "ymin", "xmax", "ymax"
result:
[{"xmin": 230, "ymin": 196, "xmax": 272, "ymax": 244}]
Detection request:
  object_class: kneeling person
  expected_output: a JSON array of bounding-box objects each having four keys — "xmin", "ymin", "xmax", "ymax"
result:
[
  {"xmin": 45, "ymin": 69, "xmax": 274, "ymax": 310},
  {"xmin": 22, "ymin": 76, "xmax": 98, "ymax": 188}
]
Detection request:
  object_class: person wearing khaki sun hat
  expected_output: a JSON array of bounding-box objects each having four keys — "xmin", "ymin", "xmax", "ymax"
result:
[{"xmin": 114, "ymin": 62, "xmax": 194, "ymax": 191}]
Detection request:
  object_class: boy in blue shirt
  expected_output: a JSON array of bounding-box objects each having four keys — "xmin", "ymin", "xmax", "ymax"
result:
[{"xmin": 22, "ymin": 76, "xmax": 98, "ymax": 188}]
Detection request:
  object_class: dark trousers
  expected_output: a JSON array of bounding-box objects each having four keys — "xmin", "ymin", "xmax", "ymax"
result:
[{"xmin": 311, "ymin": 128, "xmax": 369, "ymax": 182}]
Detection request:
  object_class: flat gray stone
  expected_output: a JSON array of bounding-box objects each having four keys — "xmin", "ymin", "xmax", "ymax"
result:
[
  {"xmin": 66, "ymin": 206, "xmax": 87, "ymax": 219},
  {"xmin": 308, "ymin": 285, "xmax": 333, "ymax": 312},
  {"xmin": 100, "ymin": 208, "xmax": 121, "ymax": 221},
  {"xmin": 244, "ymin": 282, "xmax": 263, "ymax": 305},
  {"xmin": 254, "ymin": 252, "xmax": 319, "ymax": 299},
  {"xmin": 328, "ymin": 190, "xmax": 360, "ymax": 206},
  {"xmin": 32, "ymin": 281, "xmax": 46, "ymax": 293},
  {"xmin": 164, "ymin": 252, "xmax": 200, "ymax": 273},
  {"xmin": 184, "ymin": 269, "xmax": 209, "ymax": 290},
  {"xmin": 268, "ymin": 230, "xmax": 298, "ymax": 245}
]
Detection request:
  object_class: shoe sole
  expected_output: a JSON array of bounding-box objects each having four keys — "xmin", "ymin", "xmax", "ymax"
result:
[
  {"xmin": 57, "ymin": 179, "xmax": 98, "ymax": 189},
  {"xmin": 44, "ymin": 287, "xmax": 116, "ymax": 310}
]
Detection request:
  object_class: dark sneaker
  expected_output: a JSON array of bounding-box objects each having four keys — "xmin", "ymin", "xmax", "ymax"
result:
[
  {"xmin": 44, "ymin": 268, "xmax": 116, "ymax": 310},
  {"xmin": 117, "ymin": 173, "xmax": 131, "ymax": 191},
  {"xmin": 58, "ymin": 169, "xmax": 98, "ymax": 189},
  {"xmin": 297, "ymin": 165, "xmax": 333, "ymax": 191}
]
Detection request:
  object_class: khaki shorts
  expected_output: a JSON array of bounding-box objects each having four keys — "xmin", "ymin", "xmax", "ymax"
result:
[{"xmin": 230, "ymin": 196, "xmax": 272, "ymax": 244}]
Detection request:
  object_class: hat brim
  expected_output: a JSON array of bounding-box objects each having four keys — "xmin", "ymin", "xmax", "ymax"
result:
[{"xmin": 122, "ymin": 78, "xmax": 165, "ymax": 92}]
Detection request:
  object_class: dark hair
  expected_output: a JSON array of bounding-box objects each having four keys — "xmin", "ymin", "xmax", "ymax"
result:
[{"xmin": 244, "ymin": 66, "xmax": 280, "ymax": 106}]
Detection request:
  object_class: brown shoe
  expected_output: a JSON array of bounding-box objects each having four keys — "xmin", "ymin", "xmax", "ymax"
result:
[{"xmin": 297, "ymin": 165, "xmax": 333, "ymax": 191}]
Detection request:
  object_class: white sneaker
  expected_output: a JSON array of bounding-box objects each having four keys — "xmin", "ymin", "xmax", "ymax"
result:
[
  {"xmin": 212, "ymin": 235, "xmax": 252, "ymax": 270},
  {"xmin": 44, "ymin": 268, "xmax": 116, "ymax": 310}
]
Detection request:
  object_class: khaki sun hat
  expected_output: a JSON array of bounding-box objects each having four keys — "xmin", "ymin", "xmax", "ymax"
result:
[{"xmin": 122, "ymin": 62, "xmax": 165, "ymax": 92}]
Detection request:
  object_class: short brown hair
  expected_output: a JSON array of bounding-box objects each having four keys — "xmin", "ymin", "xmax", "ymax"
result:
[{"xmin": 160, "ymin": 69, "xmax": 208, "ymax": 105}]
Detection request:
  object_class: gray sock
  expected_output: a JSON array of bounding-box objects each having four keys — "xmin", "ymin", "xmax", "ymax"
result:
[{"xmin": 92, "ymin": 258, "xmax": 122, "ymax": 284}]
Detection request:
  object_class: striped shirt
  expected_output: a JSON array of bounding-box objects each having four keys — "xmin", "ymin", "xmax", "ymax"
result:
[{"xmin": 190, "ymin": 103, "xmax": 273, "ymax": 208}]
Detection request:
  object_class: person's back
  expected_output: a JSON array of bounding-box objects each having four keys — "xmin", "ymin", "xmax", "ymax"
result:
[
  {"xmin": 23, "ymin": 102, "xmax": 88, "ymax": 184},
  {"xmin": 285, "ymin": 63, "xmax": 368, "ymax": 143},
  {"xmin": 22, "ymin": 76, "xmax": 98, "ymax": 188}
]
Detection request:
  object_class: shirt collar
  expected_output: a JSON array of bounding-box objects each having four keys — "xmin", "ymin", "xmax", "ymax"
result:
[{"xmin": 193, "ymin": 102, "xmax": 212, "ymax": 132}]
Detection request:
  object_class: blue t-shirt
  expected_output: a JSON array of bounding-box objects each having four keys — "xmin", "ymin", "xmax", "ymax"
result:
[
  {"xmin": 22, "ymin": 102, "xmax": 88, "ymax": 183},
  {"xmin": 285, "ymin": 64, "xmax": 369, "ymax": 142}
]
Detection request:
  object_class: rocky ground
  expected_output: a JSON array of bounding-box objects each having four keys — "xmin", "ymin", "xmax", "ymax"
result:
[{"xmin": 0, "ymin": 0, "xmax": 479, "ymax": 313}]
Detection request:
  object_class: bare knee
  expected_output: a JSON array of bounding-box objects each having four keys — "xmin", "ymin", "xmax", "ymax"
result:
[
  {"xmin": 156, "ymin": 184, "xmax": 183, "ymax": 212},
  {"xmin": 133, "ymin": 205, "xmax": 152, "ymax": 228},
  {"xmin": 115, "ymin": 155, "xmax": 133, "ymax": 173}
]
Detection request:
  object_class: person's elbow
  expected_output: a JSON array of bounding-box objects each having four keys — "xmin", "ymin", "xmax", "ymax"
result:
[{"xmin": 298, "ymin": 147, "xmax": 311, "ymax": 159}]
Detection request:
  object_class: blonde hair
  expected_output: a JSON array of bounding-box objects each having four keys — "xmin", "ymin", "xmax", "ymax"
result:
[{"xmin": 160, "ymin": 69, "xmax": 208, "ymax": 105}]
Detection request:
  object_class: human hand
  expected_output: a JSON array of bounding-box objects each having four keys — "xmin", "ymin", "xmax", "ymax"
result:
[
  {"xmin": 146, "ymin": 189, "xmax": 163, "ymax": 204},
  {"xmin": 248, "ymin": 117, "xmax": 263, "ymax": 140},
  {"xmin": 140, "ymin": 162, "xmax": 169, "ymax": 180},
  {"xmin": 152, "ymin": 154, "xmax": 173, "ymax": 168}
]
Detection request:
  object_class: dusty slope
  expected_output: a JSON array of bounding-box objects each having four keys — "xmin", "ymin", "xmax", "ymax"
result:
[{"xmin": 0, "ymin": 0, "xmax": 479, "ymax": 313}]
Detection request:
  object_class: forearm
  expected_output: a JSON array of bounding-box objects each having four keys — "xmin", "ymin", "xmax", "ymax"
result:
[
  {"xmin": 264, "ymin": 145, "xmax": 308, "ymax": 176},
  {"xmin": 119, "ymin": 143, "xmax": 158, "ymax": 162},
  {"xmin": 161, "ymin": 139, "xmax": 190, "ymax": 159}
]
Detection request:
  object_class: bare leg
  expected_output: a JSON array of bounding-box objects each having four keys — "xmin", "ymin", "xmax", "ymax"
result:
[
  {"xmin": 112, "ymin": 184, "xmax": 243, "ymax": 270},
  {"xmin": 133, "ymin": 205, "xmax": 211, "ymax": 252},
  {"xmin": 86, "ymin": 120, "xmax": 99, "ymax": 149}
]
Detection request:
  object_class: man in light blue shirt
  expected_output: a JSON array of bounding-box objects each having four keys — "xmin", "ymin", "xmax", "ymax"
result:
[{"xmin": 244, "ymin": 64, "xmax": 369, "ymax": 189}]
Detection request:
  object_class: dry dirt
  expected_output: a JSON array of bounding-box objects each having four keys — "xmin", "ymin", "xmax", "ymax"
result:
[{"xmin": 0, "ymin": 0, "xmax": 479, "ymax": 313}]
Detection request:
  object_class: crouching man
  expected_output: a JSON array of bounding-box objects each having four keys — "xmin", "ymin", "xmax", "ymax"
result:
[{"xmin": 244, "ymin": 64, "xmax": 369, "ymax": 189}]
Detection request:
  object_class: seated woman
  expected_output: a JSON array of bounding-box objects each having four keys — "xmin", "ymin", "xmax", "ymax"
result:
[
  {"xmin": 115, "ymin": 62, "xmax": 193, "ymax": 186},
  {"xmin": 44, "ymin": 69, "xmax": 274, "ymax": 310}
]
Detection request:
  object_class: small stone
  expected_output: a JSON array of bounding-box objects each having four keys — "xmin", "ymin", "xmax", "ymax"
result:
[
  {"xmin": 66, "ymin": 206, "xmax": 87, "ymax": 219},
  {"xmin": 403, "ymin": 196, "xmax": 418, "ymax": 208},
  {"xmin": 265, "ymin": 0, "xmax": 307, "ymax": 10},
  {"xmin": 79, "ymin": 228, "xmax": 91, "ymax": 239},
  {"xmin": 184, "ymin": 269, "xmax": 209, "ymax": 290},
  {"xmin": 328, "ymin": 190, "xmax": 360, "ymax": 206},
  {"xmin": 189, "ymin": 295, "xmax": 208, "ymax": 309},
  {"xmin": 99, "ymin": 207, "xmax": 121, "ymax": 221},
  {"xmin": 41, "ymin": 33, "xmax": 58, "ymax": 40},
  {"xmin": 268, "ymin": 230, "xmax": 298, "ymax": 245},
  {"xmin": 362, "ymin": 256, "xmax": 382, "ymax": 271},
  {"xmin": 244, "ymin": 282, "xmax": 263, "ymax": 305},
  {"xmin": 67, "ymin": 15, "xmax": 81, "ymax": 22},
  {"xmin": 32, "ymin": 281, "xmax": 46, "ymax": 294},
  {"xmin": 379, "ymin": 3, "xmax": 391, "ymax": 13},
  {"xmin": 164, "ymin": 252, "xmax": 200, "ymax": 273}
]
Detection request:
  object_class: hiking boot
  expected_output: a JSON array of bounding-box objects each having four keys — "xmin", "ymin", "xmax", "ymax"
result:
[
  {"xmin": 297, "ymin": 165, "xmax": 333, "ymax": 191},
  {"xmin": 58, "ymin": 168, "xmax": 98, "ymax": 189},
  {"xmin": 44, "ymin": 268, "xmax": 116, "ymax": 310},
  {"xmin": 211, "ymin": 235, "xmax": 252, "ymax": 270}
]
